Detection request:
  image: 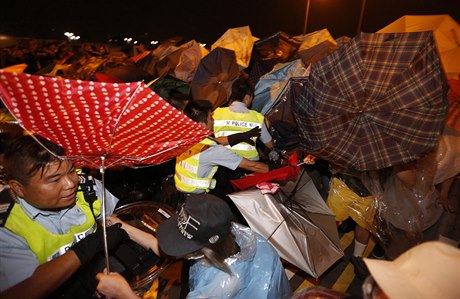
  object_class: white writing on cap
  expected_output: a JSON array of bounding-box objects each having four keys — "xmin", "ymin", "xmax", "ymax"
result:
[{"xmin": 177, "ymin": 206, "xmax": 201, "ymax": 240}]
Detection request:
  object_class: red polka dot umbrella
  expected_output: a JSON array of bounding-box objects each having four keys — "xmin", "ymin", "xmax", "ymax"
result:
[
  {"xmin": 0, "ymin": 70, "xmax": 211, "ymax": 271},
  {"xmin": 0, "ymin": 71, "xmax": 211, "ymax": 169}
]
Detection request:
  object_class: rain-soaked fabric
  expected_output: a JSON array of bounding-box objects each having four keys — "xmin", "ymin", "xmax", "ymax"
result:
[{"xmin": 187, "ymin": 223, "xmax": 291, "ymax": 299}]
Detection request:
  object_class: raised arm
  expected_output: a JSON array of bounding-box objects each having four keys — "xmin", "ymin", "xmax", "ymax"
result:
[{"xmin": 106, "ymin": 216, "xmax": 160, "ymax": 256}]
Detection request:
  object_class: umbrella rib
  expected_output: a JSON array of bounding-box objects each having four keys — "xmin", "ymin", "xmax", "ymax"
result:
[
  {"xmin": 63, "ymin": 155, "xmax": 103, "ymax": 168},
  {"xmin": 26, "ymin": 135, "xmax": 103, "ymax": 168},
  {"xmin": 285, "ymin": 168, "xmax": 307, "ymax": 201},
  {"xmin": 265, "ymin": 194, "xmax": 301, "ymax": 241},
  {"xmin": 105, "ymin": 83, "xmax": 144, "ymax": 156}
]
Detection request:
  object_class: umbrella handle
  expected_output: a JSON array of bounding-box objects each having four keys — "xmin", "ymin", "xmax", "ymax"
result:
[{"xmin": 99, "ymin": 157, "xmax": 111, "ymax": 273}]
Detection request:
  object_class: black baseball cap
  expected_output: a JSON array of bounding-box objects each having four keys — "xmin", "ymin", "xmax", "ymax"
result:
[{"xmin": 157, "ymin": 194, "xmax": 235, "ymax": 257}]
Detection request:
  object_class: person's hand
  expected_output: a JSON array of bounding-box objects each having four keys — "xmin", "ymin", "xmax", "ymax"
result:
[
  {"xmin": 227, "ymin": 127, "xmax": 261, "ymax": 146},
  {"xmin": 303, "ymin": 154, "xmax": 317, "ymax": 165},
  {"xmin": 96, "ymin": 268, "xmax": 140, "ymax": 299},
  {"xmin": 268, "ymin": 150, "xmax": 280, "ymax": 162},
  {"xmin": 106, "ymin": 215, "xmax": 123, "ymax": 227},
  {"xmin": 70, "ymin": 223, "xmax": 129, "ymax": 266}
]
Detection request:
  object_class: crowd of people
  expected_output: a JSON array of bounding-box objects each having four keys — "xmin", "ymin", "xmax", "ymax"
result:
[
  {"xmin": 0, "ymin": 39, "xmax": 110, "ymax": 74},
  {"xmin": 0, "ymin": 38, "xmax": 149, "ymax": 82},
  {"xmin": 0, "ymin": 36, "xmax": 459, "ymax": 299}
]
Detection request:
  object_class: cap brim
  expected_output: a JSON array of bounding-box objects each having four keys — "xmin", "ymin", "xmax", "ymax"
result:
[
  {"xmin": 156, "ymin": 214, "xmax": 205, "ymax": 257},
  {"xmin": 364, "ymin": 258, "xmax": 425, "ymax": 299}
]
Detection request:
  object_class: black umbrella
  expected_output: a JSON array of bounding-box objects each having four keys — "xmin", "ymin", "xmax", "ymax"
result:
[{"xmin": 190, "ymin": 47, "xmax": 240, "ymax": 109}]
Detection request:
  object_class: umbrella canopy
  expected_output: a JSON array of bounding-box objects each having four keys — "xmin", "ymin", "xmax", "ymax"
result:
[
  {"xmin": 294, "ymin": 40, "xmax": 339, "ymax": 67},
  {"xmin": 247, "ymin": 31, "xmax": 300, "ymax": 86},
  {"xmin": 335, "ymin": 36, "xmax": 352, "ymax": 47},
  {"xmin": 211, "ymin": 25, "xmax": 259, "ymax": 69},
  {"xmin": 265, "ymin": 77, "xmax": 309, "ymax": 152},
  {"xmin": 228, "ymin": 171, "xmax": 343, "ymax": 278},
  {"xmin": 94, "ymin": 72, "xmax": 124, "ymax": 83},
  {"xmin": 252, "ymin": 59, "xmax": 308, "ymax": 115},
  {"xmin": 155, "ymin": 47, "xmax": 187, "ymax": 78},
  {"xmin": 252, "ymin": 31, "xmax": 300, "ymax": 62},
  {"xmin": 150, "ymin": 74, "xmax": 190, "ymax": 101},
  {"xmin": 0, "ymin": 70, "xmax": 211, "ymax": 169},
  {"xmin": 190, "ymin": 47, "xmax": 240, "ymax": 109},
  {"xmin": 378, "ymin": 14, "xmax": 460, "ymax": 79},
  {"xmin": 72, "ymin": 56, "xmax": 107, "ymax": 81},
  {"xmin": 135, "ymin": 43, "xmax": 180, "ymax": 76},
  {"xmin": 103, "ymin": 63, "xmax": 155, "ymax": 83},
  {"xmin": 172, "ymin": 40, "xmax": 209, "ymax": 83},
  {"xmin": 130, "ymin": 50, "xmax": 151, "ymax": 64},
  {"xmin": 293, "ymin": 31, "xmax": 449, "ymax": 171},
  {"xmin": 292, "ymin": 28, "xmax": 337, "ymax": 52},
  {"xmin": 247, "ymin": 57, "xmax": 282, "ymax": 86},
  {"xmin": 1, "ymin": 63, "xmax": 28, "ymax": 73}
]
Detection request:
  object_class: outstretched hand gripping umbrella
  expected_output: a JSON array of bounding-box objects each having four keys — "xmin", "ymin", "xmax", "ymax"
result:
[{"xmin": 0, "ymin": 70, "xmax": 211, "ymax": 270}]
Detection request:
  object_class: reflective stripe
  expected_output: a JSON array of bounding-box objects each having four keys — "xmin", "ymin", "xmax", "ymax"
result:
[
  {"xmin": 213, "ymin": 119, "xmax": 261, "ymax": 128},
  {"xmin": 176, "ymin": 172, "xmax": 216, "ymax": 189},
  {"xmin": 214, "ymin": 130, "xmax": 238, "ymax": 137},
  {"xmin": 215, "ymin": 129, "xmax": 262, "ymax": 138},
  {"xmin": 228, "ymin": 143, "xmax": 256, "ymax": 151},
  {"xmin": 213, "ymin": 108, "xmax": 264, "ymax": 160},
  {"xmin": 179, "ymin": 160, "xmax": 198, "ymax": 173},
  {"xmin": 47, "ymin": 222, "xmax": 96, "ymax": 261},
  {"xmin": 175, "ymin": 138, "xmax": 218, "ymax": 193}
]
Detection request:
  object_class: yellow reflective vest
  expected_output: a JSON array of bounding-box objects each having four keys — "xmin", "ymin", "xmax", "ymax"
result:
[
  {"xmin": 174, "ymin": 138, "xmax": 218, "ymax": 193},
  {"xmin": 3, "ymin": 191, "xmax": 100, "ymax": 264},
  {"xmin": 213, "ymin": 107, "xmax": 264, "ymax": 160}
]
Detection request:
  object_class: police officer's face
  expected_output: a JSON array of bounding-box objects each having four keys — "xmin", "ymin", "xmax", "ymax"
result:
[{"xmin": 11, "ymin": 159, "xmax": 79, "ymax": 210}]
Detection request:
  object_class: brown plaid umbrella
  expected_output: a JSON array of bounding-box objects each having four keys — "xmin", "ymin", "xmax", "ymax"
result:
[{"xmin": 293, "ymin": 31, "xmax": 449, "ymax": 171}]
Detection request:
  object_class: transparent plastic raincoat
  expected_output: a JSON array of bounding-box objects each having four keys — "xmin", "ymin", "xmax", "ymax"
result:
[{"xmin": 187, "ymin": 223, "xmax": 292, "ymax": 299}]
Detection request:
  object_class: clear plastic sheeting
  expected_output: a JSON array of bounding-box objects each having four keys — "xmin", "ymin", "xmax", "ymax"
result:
[
  {"xmin": 187, "ymin": 223, "xmax": 292, "ymax": 299},
  {"xmin": 330, "ymin": 127, "xmax": 460, "ymax": 258},
  {"xmin": 433, "ymin": 126, "xmax": 460, "ymax": 185}
]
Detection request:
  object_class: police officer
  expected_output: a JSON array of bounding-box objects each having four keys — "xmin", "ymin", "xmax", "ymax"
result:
[
  {"xmin": 213, "ymin": 75, "xmax": 275, "ymax": 161},
  {"xmin": 174, "ymin": 100, "xmax": 269, "ymax": 196},
  {"xmin": 0, "ymin": 135, "xmax": 128, "ymax": 298}
]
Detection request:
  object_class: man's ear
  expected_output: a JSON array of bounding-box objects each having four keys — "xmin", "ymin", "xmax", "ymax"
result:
[{"xmin": 9, "ymin": 180, "xmax": 25, "ymax": 198}]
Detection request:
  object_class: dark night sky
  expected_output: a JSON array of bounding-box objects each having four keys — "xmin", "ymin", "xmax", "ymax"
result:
[{"xmin": 1, "ymin": 0, "xmax": 460, "ymax": 45}]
